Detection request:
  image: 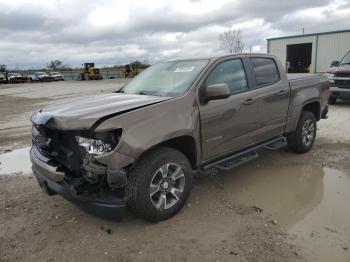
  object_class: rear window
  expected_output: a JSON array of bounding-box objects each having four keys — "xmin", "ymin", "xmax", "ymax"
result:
[{"xmin": 250, "ymin": 58, "xmax": 280, "ymax": 87}]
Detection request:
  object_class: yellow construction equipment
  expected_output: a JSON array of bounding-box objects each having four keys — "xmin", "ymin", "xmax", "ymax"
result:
[
  {"xmin": 80, "ymin": 63, "xmax": 103, "ymax": 80},
  {"xmin": 122, "ymin": 63, "xmax": 139, "ymax": 78}
]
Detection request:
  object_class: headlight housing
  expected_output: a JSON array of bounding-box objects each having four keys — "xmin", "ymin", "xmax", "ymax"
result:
[
  {"xmin": 325, "ymin": 73, "xmax": 334, "ymax": 79},
  {"xmin": 75, "ymin": 130, "xmax": 121, "ymax": 155}
]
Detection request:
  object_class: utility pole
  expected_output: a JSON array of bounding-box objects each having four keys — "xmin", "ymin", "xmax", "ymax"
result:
[{"xmin": 302, "ymin": 28, "xmax": 305, "ymax": 35}]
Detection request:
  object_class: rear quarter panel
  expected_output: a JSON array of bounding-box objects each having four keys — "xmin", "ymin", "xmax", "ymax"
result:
[{"xmin": 285, "ymin": 75, "xmax": 328, "ymax": 133}]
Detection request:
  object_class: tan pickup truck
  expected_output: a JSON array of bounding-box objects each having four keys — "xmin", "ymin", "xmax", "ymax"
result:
[{"xmin": 30, "ymin": 54, "xmax": 329, "ymax": 221}]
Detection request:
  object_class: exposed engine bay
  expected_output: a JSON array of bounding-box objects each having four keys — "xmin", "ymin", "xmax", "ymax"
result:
[{"xmin": 32, "ymin": 124, "xmax": 127, "ymax": 196}]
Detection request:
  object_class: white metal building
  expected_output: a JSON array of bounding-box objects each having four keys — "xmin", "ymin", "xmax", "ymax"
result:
[{"xmin": 267, "ymin": 29, "xmax": 350, "ymax": 73}]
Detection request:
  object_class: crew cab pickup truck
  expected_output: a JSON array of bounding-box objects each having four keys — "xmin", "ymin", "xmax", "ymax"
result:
[
  {"xmin": 30, "ymin": 54, "xmax": 329, "ymax": 222},
  {"xmin": 327, "ymin": 50, "xmax": 350, "ymax": 104}
]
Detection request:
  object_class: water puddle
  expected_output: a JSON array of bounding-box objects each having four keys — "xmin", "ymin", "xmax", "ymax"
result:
[
  {"xmin": 214, "ymin": 163, "xmax": 350, "ymax": 262},
  {"xmin": 0, "ymin": 147, "xmax": 32, "ymax": 175}
]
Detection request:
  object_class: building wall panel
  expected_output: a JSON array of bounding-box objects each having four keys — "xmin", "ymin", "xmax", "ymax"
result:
[
  {"xmin": 268, "ymin": 30, "xmax": 350, "ymax": 73},
  {"xmin": 268, "ymin": 36, "xmax": 317, "ymax": 72},
  {"xmin": 317, "ymin": 32, "xmax": 350, "ymax": 72}
]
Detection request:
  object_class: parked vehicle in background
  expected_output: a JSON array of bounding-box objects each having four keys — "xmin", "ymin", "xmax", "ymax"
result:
[
  {"xmin": 6, "ymin": 72, "xmax": 30, "ymax": 83},
  {"xmin": 0, "ymin": 73, "xmax": 6, "ymax": 84},
  {"xmin": 326, "ymin": 50, "xmax": 350, "ymax": 104},
  {"xmin": 49, "ymin": 72, "xmax": 65, "ymax": 81},
  {"xmin": 30, "ymin": 54, "xmax": 329, "ymax": 222},
  {"xmin": 29, "ymin": 72, "xmax": 55, "ymax": 82}
]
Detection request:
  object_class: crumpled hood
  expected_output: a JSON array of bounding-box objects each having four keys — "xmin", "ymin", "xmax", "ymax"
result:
[{"xmin": 31, "ymin": 93, "xmax": 170, "ymax": 130}]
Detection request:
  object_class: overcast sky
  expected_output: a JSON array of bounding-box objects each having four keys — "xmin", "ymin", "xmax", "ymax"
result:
[{"xmin": 0, "ymin": 0, "xmax": 350, "ymax": 69}]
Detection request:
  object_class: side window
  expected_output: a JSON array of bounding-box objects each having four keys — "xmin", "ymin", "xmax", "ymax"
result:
[
  {"xmin": 206, "ymin": 59, "xmax": 248, "ymax": 95},
  {"xmin": 250, "ymin": 58, "xmax": 280, "ymax": 87}
]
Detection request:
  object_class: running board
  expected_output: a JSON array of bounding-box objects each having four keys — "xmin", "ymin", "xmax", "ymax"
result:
[
  {"xmin": 216, "ymin": 151, "xmax": 258, "ymax": 171},
  {"xmin": 263, "ymin": 137, "xmax": 287, "ymax": 150},
  {"xmin": 201, "ymin": 136, "xmax": 287, "ymax": 171}
]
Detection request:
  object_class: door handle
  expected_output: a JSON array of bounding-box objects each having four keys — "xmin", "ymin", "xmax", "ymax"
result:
[
  {"xmin": 243, "ymin": 98, "xmax": 255, "ymax": 105},
  {"xmin": 276, "ymin": 90, "xmax": 287, "ymax": 96}
]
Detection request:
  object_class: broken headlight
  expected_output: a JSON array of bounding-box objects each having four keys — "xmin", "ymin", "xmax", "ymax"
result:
[{"xmin": 75, "ymin": 130, "xmax": 121, "ymax": 155}]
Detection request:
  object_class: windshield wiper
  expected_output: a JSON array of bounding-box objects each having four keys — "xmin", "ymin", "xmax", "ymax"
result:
[{"xmin": 136, "ymin": 91, "xmax": 161, "ymax": 96}]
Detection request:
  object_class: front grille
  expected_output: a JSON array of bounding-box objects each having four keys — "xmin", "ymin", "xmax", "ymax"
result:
[
  {"xmin": 32, "ymin": 125, "xmax": 84, "ymax": 177},
  {"xmin": 333, "ymin": 79, "xmax": 350, "ymax": 89},
  {"xmin": 335, "ymin": 72, "xmax": 350, "ymax": 78}
]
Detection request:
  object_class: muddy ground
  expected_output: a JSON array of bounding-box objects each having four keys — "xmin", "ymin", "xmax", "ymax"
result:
[{"xmin": 0, "ymin": 81, "xmax": 350, "ymax": 262}]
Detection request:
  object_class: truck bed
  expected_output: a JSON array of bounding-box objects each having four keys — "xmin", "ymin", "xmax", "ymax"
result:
[{"xmin": 287, "ymin": 73, "xmax": 328, "ymax": 92}]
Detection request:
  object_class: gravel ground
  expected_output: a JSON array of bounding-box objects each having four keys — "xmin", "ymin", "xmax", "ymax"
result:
[{"xmin": 0, "ymin": 81, "xmax": 349, "ymax": 262}]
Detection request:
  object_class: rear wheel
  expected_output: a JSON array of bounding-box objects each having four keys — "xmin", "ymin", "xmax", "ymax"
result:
[
  {"xmin": 287, "ymin": 111, "xmax": 317, "ymax": 153},
  {"xmin": 126, "ymin": 147, "xmax": 193, "ymax": 222},
  {"xmin": 328, "ymin": 97, "xmax": 337, "ymax": 104}
]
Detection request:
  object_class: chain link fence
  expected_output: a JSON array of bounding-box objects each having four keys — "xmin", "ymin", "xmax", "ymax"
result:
[{"xmin": 12, "ymin": 69, "xmax": 144, "ymax": 81}]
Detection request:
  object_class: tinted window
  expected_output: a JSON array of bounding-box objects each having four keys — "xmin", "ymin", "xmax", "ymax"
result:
[
  {"xmin": 206, "ymin": 59, "xmax": 248, "ymax": 94},
  {"xmin": 251, "ymin": 58, "xmax": 280, "ymax": 87}
]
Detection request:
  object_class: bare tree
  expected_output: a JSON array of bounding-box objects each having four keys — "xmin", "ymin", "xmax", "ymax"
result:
[
  {"xmin": 219, "ymin": 29, "xmax": 245, "ymax": 54},
  {"xmin": 0, "ymin": 64, "xmax": 7, "ymax": 72},
  {"xmin": 47, "ymin": 59, "xmax": 64, "ymax": 70}
]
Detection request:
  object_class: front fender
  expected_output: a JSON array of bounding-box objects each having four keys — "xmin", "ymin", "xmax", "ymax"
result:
[{"xmin": 94, "ymin": 95, "xmax": 200, "ymax": 169}]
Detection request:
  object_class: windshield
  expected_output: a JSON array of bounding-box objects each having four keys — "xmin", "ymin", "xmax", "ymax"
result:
[
  {"xmin": 340, "ymin": 51, "xmax": 350, "ymax": 65},
  {"xmin": 121, "ymin": 59, "xmax": 209, "ymax": 97}
]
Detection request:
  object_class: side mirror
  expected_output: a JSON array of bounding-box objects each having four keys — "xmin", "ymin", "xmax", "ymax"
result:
[
  {"xmin": 330, "ymin": 60, "xmax": 339, "ymax": 67},
  {"xmin": 205, "ymin": 83, "xmax": 230, "ymax": 101}
]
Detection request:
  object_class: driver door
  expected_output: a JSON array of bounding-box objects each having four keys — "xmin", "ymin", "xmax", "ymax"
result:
[{"xmin": 199, "ymin": 58, "xmax": 259, "ymax": 161}]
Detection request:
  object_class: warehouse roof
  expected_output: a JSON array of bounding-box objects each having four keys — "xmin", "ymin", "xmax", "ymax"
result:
[{"xmin": 267, "ymin": 29, "xmax": 350, "ymax": 41}]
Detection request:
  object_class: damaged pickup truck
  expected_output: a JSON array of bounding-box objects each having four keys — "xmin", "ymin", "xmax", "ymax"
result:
[{"xmin": 30, "ymin": 54, "xmax": 329, "ymax": 222}]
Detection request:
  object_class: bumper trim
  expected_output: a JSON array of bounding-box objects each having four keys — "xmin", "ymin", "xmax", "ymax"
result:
[
  {"xmin": 31, "ymin": 147, "xmax": 125, "ymax": 220},
  {"xmin": 329, "ymin": 86, "xmax": 350, "ymax": 99},
  {"xmin": 31, "ymin": 146, "xmax": 65, "ymax": 182}
]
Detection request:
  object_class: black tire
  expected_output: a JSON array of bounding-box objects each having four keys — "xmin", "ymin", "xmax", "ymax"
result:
[
  {"xmin": 328, "ymin": 97, "xmax": 337, "ymax": 105},
  {"xmin": 126, "ymin": 147, "xmax": 193, "ymax": 222},
  {"xmin": 287, "ymin": 111, "xmax": 317, "ymax": 154}
]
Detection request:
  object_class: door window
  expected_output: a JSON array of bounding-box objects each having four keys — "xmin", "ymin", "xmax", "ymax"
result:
[
  {"xmin": 206, "ymin": 59, "xmax": 248, "ymax": 94},
  {"xmin": 250, "ymin": 58, "xmax": 280, "ymax": 87}
]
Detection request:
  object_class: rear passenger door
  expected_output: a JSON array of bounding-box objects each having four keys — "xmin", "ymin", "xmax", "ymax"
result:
[{"xmin": 248, "ymin": 57, "xmax": 290, "ymax": 141}]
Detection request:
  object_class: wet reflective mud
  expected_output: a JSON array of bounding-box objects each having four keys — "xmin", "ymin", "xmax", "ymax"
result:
[
  {"xmin": 198, "ymin": 161, "xmax": 350, "ymax": 262},
  {"xmin": 1, "ymin": 146, "xmax": 349, "ymax": 261}
]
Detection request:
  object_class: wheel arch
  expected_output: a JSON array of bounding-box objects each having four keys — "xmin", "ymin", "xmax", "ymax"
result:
[
  {"xmin": 302, "ymin": 100, "xmax": 321, "ymax": 121},
  {"xmin": 142, "ymin": 135, "xmax": 198, "ymax": 170}
]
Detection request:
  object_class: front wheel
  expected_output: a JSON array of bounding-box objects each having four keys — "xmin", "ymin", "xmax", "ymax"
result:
[
  {"xmin": 287, "ymin": 111, "xmax": 317, "ymax": 153},
  {"xmin": 126, "ymin": 147, "xmax": 193, "ymax": 222}
]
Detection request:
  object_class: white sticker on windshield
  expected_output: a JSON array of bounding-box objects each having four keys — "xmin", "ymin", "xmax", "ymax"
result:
[{"xmin": 174, "ymin": 66, "xmax": 195, "ymax": 73}]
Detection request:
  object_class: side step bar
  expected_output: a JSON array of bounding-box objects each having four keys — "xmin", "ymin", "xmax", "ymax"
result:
[
  {"xmin": 201, "ymin": 136, "xmax": 287, "ymax": 172},
  {"xmin": 216, "ymin": 151, "xmax": 258, "ymax": 171}
]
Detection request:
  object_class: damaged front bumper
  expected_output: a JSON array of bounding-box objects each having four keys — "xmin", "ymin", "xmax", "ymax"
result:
[{"xmin": 30, "ymin": 146, "xmax": 125, "ymax": 220}]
